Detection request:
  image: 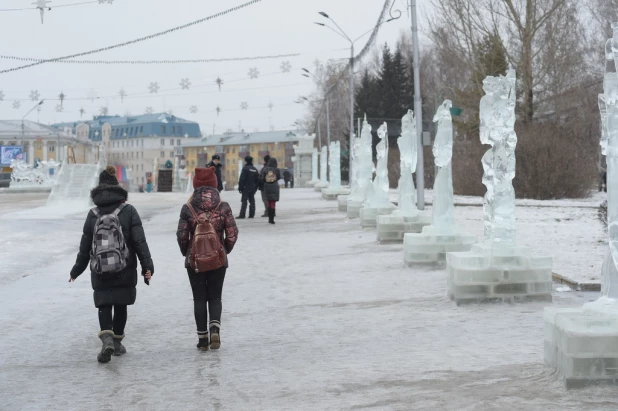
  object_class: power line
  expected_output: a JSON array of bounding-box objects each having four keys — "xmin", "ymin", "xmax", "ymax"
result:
[
  {"xmin": 0, "ymin": 0, "xmax": 97, "ymax": 12},
  {"xmin": 0, "ymin": 0, "xmax": 264, "ymax": 74}
]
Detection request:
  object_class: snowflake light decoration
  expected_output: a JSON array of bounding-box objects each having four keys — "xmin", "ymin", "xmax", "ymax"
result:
[
  {"xmin": 33, "ymin": 0, "xmax": 51, "ymax": 24},
  {"xmin": 0, "ymin": 91, "xmax": 4, "ymax": 102},
  {"xmin": 216, "ymin": 106, "xmax": 221, "ymax": 116},
  {"xmin": 215, "ymin": 77, "xmax": 224, "ymax": 91},
  {"xmin": 58, "ymin": 91, "xmax": 66, "ymax": 107},
  {"xmin": 240, "ymin": 102, "xmax": 249, "ymax": 110},
  {"xmin": 145, "ymin": 107, "xmax": 154, "ymax": 114},
  {"xmin": 119, "ymin": 88, "xmax": 127, "ymax": 103},
  {"xmin": 248, "ymin": 68, "xmax": 259, "ymax": 79},
  {"xmin": 79, "ymin": 107, "xmax": 86, "ymax": 118},
  {"xmin": 29, "ymin": 90, "xmax": 40, "ymax": 101},
  {"xmin": 180, "ymin": 78, "xmax": 191, "ymax": 90},
  {"xmin": 87, "ymin": 89, "xmax": 97, "ymax": 102},
  {"xmin": 189, "ymin": 105, "xmax": 198, "ymax": 114},
  {"xmin": 148, "ymin": 82, "xmax": 160, "ymax": 94},
  {"xmin": 268, "ymin": 101, "xmax": 274, "ymax": 112},
  {"xmin": 12, "ymin": 101, "xmax": 21, "ymax": 110},
  {"xmin": 100, "ymin": 106, "xmax": 109, "ymax": 116},
  {"xmin": 55, "ymin": 104, "xmax": 63, "ymax": 113},
  {"xmin": 280, "ymin": 61, "xmax": 291, "ymax": 73}
]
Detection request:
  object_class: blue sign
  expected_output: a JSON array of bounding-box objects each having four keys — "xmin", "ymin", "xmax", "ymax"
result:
[{"xmin": 0, "ymin": 146, "xmax": 26, "ymax": 166}]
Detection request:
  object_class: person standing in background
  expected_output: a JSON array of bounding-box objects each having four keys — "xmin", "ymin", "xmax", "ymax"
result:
[
  {"xmin": 237, "ymin": 156, "xmax": 259, "ymax": 219},
  {"xmin": 207, "ymin": 155, "xmax": 224, "ymax": 192},
  {"xmin": 258, "ymin": 154, "xmax": 271, "ymax": 217}
]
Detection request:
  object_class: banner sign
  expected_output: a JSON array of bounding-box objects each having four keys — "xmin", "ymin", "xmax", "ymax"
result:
[{"xmin": 0, "ymin": 146, "xmax": 26, "ymax": 166}]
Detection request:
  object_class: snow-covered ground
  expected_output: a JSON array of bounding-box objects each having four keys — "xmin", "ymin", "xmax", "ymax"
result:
[{"xmin": 0, "ymin": 189, "xmax": 615, "ymax": 410}]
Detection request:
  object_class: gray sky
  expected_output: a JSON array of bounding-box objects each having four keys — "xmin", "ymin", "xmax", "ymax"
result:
[{"xmin": 0, "ymin": 0, "xmax": 430, "ymax": 134}]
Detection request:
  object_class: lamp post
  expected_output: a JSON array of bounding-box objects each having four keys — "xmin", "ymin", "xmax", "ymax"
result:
[
  {"xmin": 315, "ymin": 13, "xmax": 395, "ymax": 185},
  {"xmin": 21, "ymin": 100, "xmax": 45, "ymax": 152}
]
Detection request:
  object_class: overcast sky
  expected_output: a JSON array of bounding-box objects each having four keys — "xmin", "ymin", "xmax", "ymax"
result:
[{"xmin": 0, "ymin": 0, "xmax": 433, "ymax": 135}]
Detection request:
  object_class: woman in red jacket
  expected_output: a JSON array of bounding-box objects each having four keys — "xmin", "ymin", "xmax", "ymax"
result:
[{"xmin": 176, "ymin": 167, "xmax": 238, "ymax": 351}]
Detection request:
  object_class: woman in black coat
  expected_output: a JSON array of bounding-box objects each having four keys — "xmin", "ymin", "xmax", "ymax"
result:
[
  {"xmin": 260, "ymin": 157, "xmax": 281, "ymax": 224},
  {"xmin": 70, "ymin": 166, "xmax": 154, "ymax": 363}
]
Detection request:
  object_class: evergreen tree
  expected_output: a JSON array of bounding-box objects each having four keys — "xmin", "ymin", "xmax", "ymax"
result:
[{"xmin": 355, "ymin": 68, "xmax": 378, "ymax": 120}]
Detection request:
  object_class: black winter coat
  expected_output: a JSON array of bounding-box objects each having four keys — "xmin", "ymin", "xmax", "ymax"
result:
[
  {"xmin": 207, "ymin": 161, "xmax": 224, "ymax": 191},
  {"xmin": 239, "ymin": 163, "xmax": 259, "ymax": 195},
  {"xmin": 261, "ymin": 167, "xmax": 281, "ymax": 201},
  {"xmin": 70, "ymin": 184, "xmax": 154, "ymax": 308}
]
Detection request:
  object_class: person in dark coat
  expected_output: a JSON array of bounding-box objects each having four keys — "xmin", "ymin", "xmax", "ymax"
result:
[
  {"xmin": 260, "ymin": 157, "xmax": 281, "ymax": 224},
  {"xmin": 69, "ymin": 166, "xmax": 154, "ymax": 363},
  {"xmin": 237, "ymin": 156, "xmax": 259, "ymax": 219},
  {"xmin": 283, "ymin": 169, "xmax": 291, "ymax": 188},
  {"xmin": 177, "ymin": 167, "xmax": 239, "ymax": 351},
  {"xmin": 206, "ymin": 155, "xmax": 224, "ymax": 192},
  {"xmin": 258, "ymin": 154, "xmax": 271, "ymax": 217}
]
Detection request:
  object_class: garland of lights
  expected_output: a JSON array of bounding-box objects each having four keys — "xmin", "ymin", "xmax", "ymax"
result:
[
  {"xmin": 0, "ymin": 0, "xmax": 264, "ymax": 74},
  {"xmin": 0, "ymin": 53, "xmax": 301, "ymax": 65}
]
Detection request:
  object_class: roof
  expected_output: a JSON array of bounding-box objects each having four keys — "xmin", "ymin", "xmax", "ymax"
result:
[
  {"xmin": 0, "ymin": 120, "xmax": 68, "ymax": 137},
  {"xmin": 183, "ymin": 129, "xmax": 308, "ymax": 148},
  {"xmin": 52, "ymin": 113, "xmax": 199, "ymax": 130}
]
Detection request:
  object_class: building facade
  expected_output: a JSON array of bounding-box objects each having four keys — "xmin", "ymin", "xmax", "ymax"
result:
[
  {"xmin": 181, "ymin": 130, "xmax": 304, "ymax": 189},
  {"xmin": 53, "ymin": 113, "xmax": 201, "ymax": 188}
]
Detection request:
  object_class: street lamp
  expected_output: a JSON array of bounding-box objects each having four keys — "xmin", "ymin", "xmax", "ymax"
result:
[
  {"xmin": 21, "ymin": 99, "xmax": 45, "ymax": 137},
  {"xmin": 316, "ymin": 12, "xmax": 395, "ymax": 185}
]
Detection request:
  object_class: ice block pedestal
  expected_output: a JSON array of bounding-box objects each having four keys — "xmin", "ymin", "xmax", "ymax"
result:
[
  {"xmin": 338, "ymin": 195, "xmax": 349, "ymax": 212},
  {"xmin": 314, "ymin": 181, "xmax": 329, "ymax": 192},
  {"xmin": 544, "ymin": 301, "xmax": 618, "ymax": 387},
  {"xmin": 446, "ymin": 243, "xmax": 552, "ymax": 305},
  {"xmin": 359, "ymin": 203, "xmax": 396, "ymax": 229},
  {"xmin": 404, "ymin": 226, "xmax": 476, "ymax": 263},
  {"xmin": 322, "ymin": 187, "xmax": 350, "ymax": 200},
  {"xmin": 376, "ymin": 213, "xmax": 431, "ymax": 243},
  {"xmin": 347, "ymin": 200, "xmax": 363, "ymax": 218}
]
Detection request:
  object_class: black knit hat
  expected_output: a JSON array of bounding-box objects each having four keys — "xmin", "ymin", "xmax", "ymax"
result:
[
  {"xmin": 245, "ymin": 156, "xmax": 253, "ymax": 164},
  {"xmin": 264, "ymin": 154, "xmax": 271, "ymax": 163},
  {"xmin": 99, "ymin": 166, "xmax": 119, "ymax": 186}
]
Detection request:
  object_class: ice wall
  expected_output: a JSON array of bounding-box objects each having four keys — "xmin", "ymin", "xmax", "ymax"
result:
[{"xmin": 320, "ymin": 146, "xmax": 328, "ymax": 185}]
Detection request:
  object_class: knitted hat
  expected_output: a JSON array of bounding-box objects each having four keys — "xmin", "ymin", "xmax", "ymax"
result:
[
  {"xmin": 193, "ymin": 167, "xmax": 218, "ymax": 189},
  {"xmin": 245, "ymin": 156, "xmax": 253, "ymax": 164},
  {"xmin": 99, "ymin": 166, "xmax": 119, "ymax": 186},
  {"xmin": 264, "ymin": 154, "xmax": 271, "ymax": 164}
]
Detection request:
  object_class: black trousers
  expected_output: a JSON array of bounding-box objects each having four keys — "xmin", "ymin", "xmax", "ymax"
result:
[
  {"xmin": 240, "ymin": 192, "xmax": 256, "ymax": 217},
  {"xmin": 98, "ymin": 305, "xmax": 127, "ymax": 335},
  {"xmin": 187, "ymin": 267, "xmax": 226, "ymax": 334}
]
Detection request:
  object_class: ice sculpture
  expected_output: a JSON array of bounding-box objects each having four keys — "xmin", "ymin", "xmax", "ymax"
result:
[
  {"xmin": 348, "ymin": 116, "xmax": 373, "ymax": 217},
  {"xmin": 396, "ymin": 110, "xmax": 418, "ymax": 217},
  {"xmin": 328, "ymin": 141, "xmax": 341, "ymax": 189},
  {"xmin": 310, "ymin": 148, "xmax": 319, "ymax": 184},
  {"xmin": 314, "ymin": 146, "xmax": 329, "ymax": 192},
  {"xmin": 365, "ymin": 122, "xmax": 389, "ymax": 207},
  {"xmin": 432, "ymin": 101, "xmax": 455, "ymax": 232}
]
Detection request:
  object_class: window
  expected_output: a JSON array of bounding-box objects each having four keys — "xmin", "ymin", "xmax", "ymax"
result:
[
  {"xmin": 49, "ymin": 144, "xmax": 55, "ymax": 152},
  {"xmin": 160, "ymin": 151, "xmax": 165, "ymax": 158},
  {"xmin": 172, "ymin": 126, "xmax": 176, "ymax": 134},
  {"xmin": 178, "ymin": 126, "xmax": 183, "ymax": 135},
  {"xmin": 170, "ymin": 151, "xmax": 174, "ymax": 158},
  {"xmin": 140, "ymin": 126, "xmax": 144, "ymax": 134},
  {"xmin": 131, "ymin": 152, "xmax": 134, "ymax": 159},
  {"xmin": 141, "ymin": 152, "xmax": 144, "ymax": 159},
  {"xmin": 232, "ymin": 147, "xmax": 236, "ymax": 153},
  {"xmin": 161, "ymin": 138, "xmax": 165, "ymax": 146},
  {"xmin": 177, "ymin": 139, "xmax": 181, "ymax": 146},
  {"xmin": 170, "ymin": 139, "xmax": 174, "ymax": 146},
  {"xmin": 161, "ymin": 125, "xmax": 166, "ymax": 135},
  {"xmin": 141, "ymin": 139, "xmax": 144, "ymax": 147}
]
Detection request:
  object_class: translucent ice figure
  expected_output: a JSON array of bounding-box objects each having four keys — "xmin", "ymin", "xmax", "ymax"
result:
[
  {"xmin": 320, "ymin": 146, "xmax": 328, "ymax": 185},
  {"xmin": 349, "ymin": 115, "xmax": 374, "ymax": 202},
  {"xmin": 432, "ymin": 101, "xmax": 455, "ymax": 233},
  {"xmin": 311, "ymin": 148, "xmax": 319, "ymax": 182},
  {"xmin": 397, "ymin": 110, "xmax": 418, "ymax": 217},
  {"xmin": 365, "ymin": 122, "xmax": 390, "ymax": 207},
  {"xmin": 600, "ymin": 94, "xmax": 609, "ymax": 156},
  {"xmin": 479, "ymin": 69, "xmax": 518, "ymax": 248},
  {"xmin": 329, "ymin": 141, "xmax": 341, "ymax": 189}
]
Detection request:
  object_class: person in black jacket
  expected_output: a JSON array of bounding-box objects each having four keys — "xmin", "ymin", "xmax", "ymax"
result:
[
  {"xmin": 283, "ymin": 169, "xmax": 291, "ymax": 188},
  {"xmin": 206, "ymin": 155, "xmax": 224, "ymax": 192},
  {"xmin": 258, "ymin": 154, "xmax": 271, "ymax": 217},
  {"xmin": 69, "ymin": 166, "xmax": 154, "ymax": 363},
  {"xmin": 237, "ymin": 156, "xmax": 259, "ymax": 219},
  {"xmin": 260, "ymin": 157, "xmax": 281, "ymax": 224}
]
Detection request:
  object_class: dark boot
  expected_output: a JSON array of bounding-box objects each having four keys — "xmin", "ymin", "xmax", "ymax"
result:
[
  {"xmin": 237, "ymin": 199, "xmax": 247, "ymax": 219},
  {"xmin": 196, "ymin": 333, "xmax": 209, "ymax": 351},
  {"xmin": 249, "ymin": 205, "xmax": 256, "ymax": 219},
  {"xmin": 97, "ymin": 330, "xmax": 115, "ymax": 363},
  {"xmin": 268, "ymin": 208, "xmax": 275, "ymax": 225},
  {"xmin": 113, "ymin": 334, "xmax": 126, "ymax": 356},
  {"xmin": 236, "ymin": 215, "xmax": 246, "ymax": 219},
  {"xmin": 210, "ymin": 322, "xmax": 221, "ymax": 350}
]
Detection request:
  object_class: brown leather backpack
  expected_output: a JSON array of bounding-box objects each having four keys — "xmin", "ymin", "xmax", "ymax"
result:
[{"xmin": 186, "ymin": 201, "xmax": 227, "ymax": 273}]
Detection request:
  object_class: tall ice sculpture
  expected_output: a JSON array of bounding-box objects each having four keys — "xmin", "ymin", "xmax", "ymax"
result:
[
  {"xmin": 445, "ymin": 69, "xmax": 552, "ymax": 304},
  {"xmin": 403, "ymin": 101, "xmax": 475, "ymax": 262},
  {"xmin": 544, "ymin": 26, "xmax": 618, "ymax": 387},
  {"xmin": 306, "ymin": 148, "xmax": 319, "ymax": 187},
  {"xmin": 314, "ymin": 146, "xmax": 329, "ymax": 192},
  {"xmin": 322, "ymin": 141, "xmax": 350, "ymax": 200},
  {"xmin": 347, "ymin": 115, "xmax": 373, "ymax": 218},
  {"xmin": 359, "ymin": 122, "xmax": 395, "ymax": 228},
  {"xmin": 377, "ymin": 110, "xmax": 430, "ymax": 242}
]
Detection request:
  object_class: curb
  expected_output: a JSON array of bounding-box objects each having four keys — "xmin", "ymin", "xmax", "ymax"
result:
[{"xmin": 552, "ymin": 273, "xmax": 600, "ymax": 292}]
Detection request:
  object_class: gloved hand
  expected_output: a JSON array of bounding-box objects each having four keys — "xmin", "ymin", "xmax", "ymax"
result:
[{"xmin": 239, "ymin": 189, "xmax": 243, "ymax": 194}]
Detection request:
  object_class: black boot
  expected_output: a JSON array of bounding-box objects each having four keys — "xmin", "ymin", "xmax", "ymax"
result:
[
  {"xmin": 113, "ymin": 334, "xmax": 127, "ymax": 356},
  {"xmin": 97, "ymin": 330, "xmax": 115, "ymax": 363},
  {"xmin": 196, "ymin": 333, "xmax": 209, "ymax": 351},
  {"xmin": 209, "ymin": 322, "xmax": 221, "ymax": 350},
  {"xmin": 268, "ymin": 208, "xmax": 275, "ymax": 225},
  {"xmin": 236, "ymin": 215, "xmax": 246, "ymax": 219}
]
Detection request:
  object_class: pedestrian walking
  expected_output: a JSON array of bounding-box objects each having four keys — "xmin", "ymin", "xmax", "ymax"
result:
[
  {"xmin": 260, "ymin": 157, "xmax": 281, "ymax": 225},
  {"xmin": 237, "ymin": 156, "xmax": 259, "ymax": 219},
  {"xmin": 207, "ymin": 155, "xmax": 224, "ymax": 192},
  {"xmin": 69, "ymin": 166, "xmax": 154, "ymax": 364},
  {"xmin": 258, "ymin": 154, "xmax": 271, "ymax": 217},
  {"xmin": 177, "ymin": 167, "xmax": 238, "ymax": 351},
  {"xmin": 283, "ymin": 169, "xmax": 291, "ymax": 188}
]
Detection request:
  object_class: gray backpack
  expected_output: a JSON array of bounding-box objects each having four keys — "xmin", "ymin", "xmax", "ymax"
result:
[{"xmin": 90, "ymin": 204, "xmax": 130, "ymax": 277}]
